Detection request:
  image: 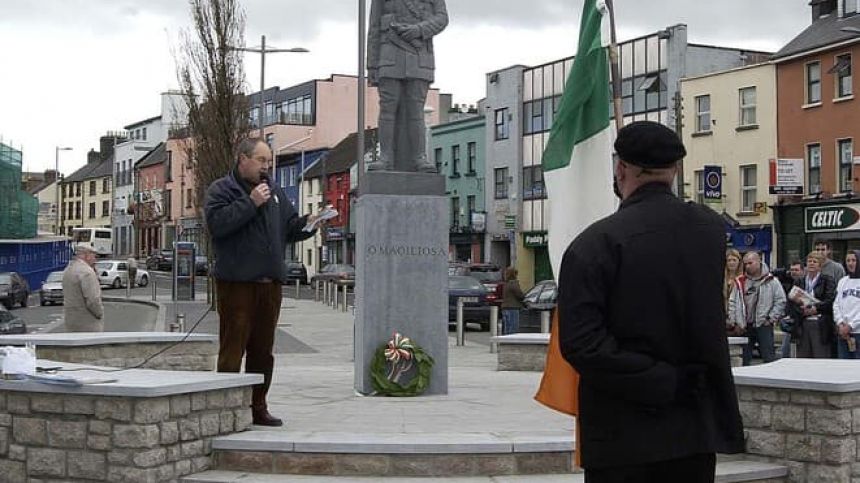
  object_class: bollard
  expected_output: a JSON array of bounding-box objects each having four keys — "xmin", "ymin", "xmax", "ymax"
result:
[
  {"xmin": 295, "ymin": 279, "xmax": 301, "ymax": 299},
  {"xmin": 489, "ymin": 305, "xmax": 499, "ymax": 354},
  {"xmin": 323, "ymin": 280, "xmax": 328, "ymax": 305},
  {"xmin": 126, "ymin": 278, "xmax": 131, "ymax": 299},
  {"xmin": 176, "ymin": 313, "xmax": 186, "ymax": 333},
  {"xmin": 456, "ymin": 298, "xmax": 465, "ymax": 346},
  {"xmin": 342, "ymin": 284, "xmax": 348, "ymax": 312},
  {"xmin": 152, "ymin": 276, "xmax": 157, "ymax": 302},
  {"xmin": 314, "ymin": 280, "xmax": 320, "ymax": 302},
  {"xmin": 540, "ymin": 310, "xmax": 551, "ymax": 334},
  {"xmin": 333, "ymin": 283, "xmax": 339, "ymax": 310}
]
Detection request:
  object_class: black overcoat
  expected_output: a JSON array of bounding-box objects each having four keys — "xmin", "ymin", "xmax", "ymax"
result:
[{"xmin": 558, "ymin": 182, "xmax": 745, "ymax": 469}]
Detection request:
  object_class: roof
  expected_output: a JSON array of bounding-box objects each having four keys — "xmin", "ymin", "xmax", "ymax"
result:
[
  {"xmin": 62, "ymin": 156, "xmax": 114, "ymax": 183},
  {"xmin": 135, "ymin": 143, "xmax": 166, "ymax": 169},
  {"xmin": 773, "ymin": 13, "xmax": 860, "ymax": 60},
  {"xmin": 124, "ymin": 115, "xmax": 161, "ymax": 130},
  {"xmin": 304, "ymin": 129, "xmax": 378, "ymax": 179}
]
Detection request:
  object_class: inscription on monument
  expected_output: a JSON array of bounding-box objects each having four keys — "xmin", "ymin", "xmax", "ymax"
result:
[{"xmin": 366, "ymin": 245, "xmax": 447, "ymax": 258}]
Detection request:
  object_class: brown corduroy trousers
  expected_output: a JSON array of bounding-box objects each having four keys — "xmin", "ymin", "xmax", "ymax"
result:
[{"xmin": 216, "ymin": 280, "xmax": 282, "ymax": 409}]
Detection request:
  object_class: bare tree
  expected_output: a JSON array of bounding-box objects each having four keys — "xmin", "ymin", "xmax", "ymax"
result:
[{"xmin": 176, "ymin": 0, "xmax": 250, "ymax": 302}]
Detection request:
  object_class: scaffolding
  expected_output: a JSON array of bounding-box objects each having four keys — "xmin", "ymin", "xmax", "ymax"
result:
[{"xmin": 0, "ymin": 142, "xmax": 38, "ymax": 239}]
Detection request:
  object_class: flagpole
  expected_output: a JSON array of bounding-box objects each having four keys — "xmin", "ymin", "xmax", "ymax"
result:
[{"xmin": 605, "ymin": 0, "xmax": 624, "ymax": 132}]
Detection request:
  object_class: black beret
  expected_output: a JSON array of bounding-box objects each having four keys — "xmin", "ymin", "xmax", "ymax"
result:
[{"xmin": 614, "ymin": 121, "xmax": 686, "ymax": 169}]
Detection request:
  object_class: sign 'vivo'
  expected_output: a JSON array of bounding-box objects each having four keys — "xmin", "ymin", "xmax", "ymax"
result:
[{"xmin": 805, "ymin": 204, "xmax": 860, "ymax": 233}]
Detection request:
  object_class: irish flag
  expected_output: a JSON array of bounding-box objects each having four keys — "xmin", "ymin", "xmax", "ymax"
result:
[
  {"xmin": 534, "ymin": 0, "xmax": 618, "ymax": 465},
  {"xmin": 542, "ymin": 0, "xmax": 617, "ymax": 280}
]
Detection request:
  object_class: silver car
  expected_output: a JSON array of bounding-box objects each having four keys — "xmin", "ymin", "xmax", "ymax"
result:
[
  {"xmin": 94, "ymin": 261, "xmax": 150, "ymax": 289},
  {"xmin": 39, "ymin": 271, "xmax": 65, "ymax": 306}
]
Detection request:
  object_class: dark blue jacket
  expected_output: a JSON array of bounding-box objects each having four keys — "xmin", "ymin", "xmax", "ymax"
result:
[{"xmin": 204, "ymin": 170, "xmax": 315, "ymax": 283}]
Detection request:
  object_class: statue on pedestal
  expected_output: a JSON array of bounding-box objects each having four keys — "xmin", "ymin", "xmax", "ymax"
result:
[{"xmin": 367, "ymin": 0, "xmax": 448, "ymax": 173}]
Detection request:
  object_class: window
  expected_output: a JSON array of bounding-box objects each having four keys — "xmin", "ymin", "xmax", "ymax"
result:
[
  {"xmin": 265, "ymin": 133, "xmax": 274, "ymax": 150},
  {"xmin": 163, "ymin": 190, "xmax": 172, "ymax": 220},
  {"xmin": 740, "ymin": 165, "xmax": 757, "ymax": 212},
  {"xmin": 494, "ymin": 167, "xmax": 508, "ymax": 199},
  {"xmin": 524, "ymin": 100, "xmax": 543, "ymax": 135},
  {"xmin": 807, "ymin": 144, "xmax": 822, "ymax": 194},
  {"xmin": 494, "ymin": 108, "xmax": 509, "ymax": 140},
  {"xmin": 434, "ymin": 148, "xmax": 443, "ymax": 173},
  {"xmin": 523, "ymin": 166, "xmax": 546, "ymax": 200},
  {"xmin": 89, "ymin": 203, "xmax": 96, "ymax": 219},
  {"xmin": 186, "ymin": 188, "xmax": 193, "ymax": 208},
  {"xmin": 89, "ymin": 181, "xmax": 96, "ymax": 196},
  {"xmin": 103, "ymin": 178, "xmax": 110, "ymax": 193},
  {"xmin": 839, "ymin": 139, "xmax": 854, "ymax": 192},
  {"xmin": 831, "ymin": 54, "xmax": 853, "ymax": 98},
  {"xmin": 739, "ymin": 87, "xmax": 757, "ymax": 126},
  {"xmin": 695, "ymin": 95, "xmax": 711, "ymax": 132},
  {"xmin": 467, "ymin": 195, "xmax": 476, "ymax": 227},
  {"xmin": 451, "ymin": 197, "xmax": 460, "ymax": 229},
  {"xmin": 467, "ymin": 142, "xmax": 476, "ymax": 174},
  {"xmin": 67, "ymin": 203, "xmax": 73, "ymax": 220},
  {"xmin": 806, "ymin": 62, "xmax": 822, "ymax": 104},
  {"xmin": 451, "ymin": 145, "xmax": 460, "ymax": 176},
  {"xmin": 142, "ymin": 127, "xmax": 147, "ymax": 141},
  {"xmin": 75, "ymin": 183, "xmax": 81, "ymax": 197},
  {"xmin": 102, "ymin": 201, "xmax": 109, "ymax": 217},
  {"xmin": 165, "ymin": 151, "xmax": 173, "ymax": 182},
  {"xmin": 288, "ymin": 166, "xmax": 297, "ymax": 187},
  {"xmin": 694, "ymin": 170, "xmax": 704, "ymax": 204}
]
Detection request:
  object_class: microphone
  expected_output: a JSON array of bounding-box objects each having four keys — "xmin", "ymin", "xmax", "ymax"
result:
[{"xmin": 259, "ymin": 172, "xmax": 277, "ymax": 205}]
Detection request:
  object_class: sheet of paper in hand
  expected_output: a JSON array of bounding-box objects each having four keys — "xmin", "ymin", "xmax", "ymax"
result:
[
  {"xmin": 788, "ymin": 286, "xmax": 821, "ymax": 306},
  {"xmin": 303, "ymin": 206, "xmax": 339, "ymax": 232}
]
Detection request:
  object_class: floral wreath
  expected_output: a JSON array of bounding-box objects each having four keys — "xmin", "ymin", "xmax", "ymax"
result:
[{"xmin": 370, "ymin": 332, "xmax": 434, "ymax": 397}]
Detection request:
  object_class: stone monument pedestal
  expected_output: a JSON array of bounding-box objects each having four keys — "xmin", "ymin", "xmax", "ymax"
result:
[{"xmin": 354, "ymin": 171, "xmax": 448, "ymax": 395}]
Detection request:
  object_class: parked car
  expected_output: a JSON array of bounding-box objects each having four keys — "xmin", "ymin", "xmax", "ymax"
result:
[
  {"xmin": 94, "ymin": 261, "xmax": 150, "ymax": 289},
  {"xmin": 285, "ymin": 261, "xmax": 309, "ymax": 285},
  {"xmin": 311, "ymin": 264, "xmax": 355, "ymax": 284},
  {"xmin": 519, "ymin": 279, "xmax": 558, "ymax": 333},
  {"xmin": 448, "ymin": 275, "xmax": 492, "ymax": 330},
  {"xmin": 465, "ymin": 264, "xmax": 504, "ymax": 306},
  {"xmin": 39, "ymin": 271, "xmax": 65, "ymax": 306},
  {"xmin": 146, "ymin": 250, "xmax": 174, "ymax": 271},
  {"xmin": 195, "ymin": 256, "xmax": 209, "ymax": 275},
  {"xmin": 0, "ymin": 305, "xmax": 26, "ymax": 334},
  {"xmin": 0, "ymin": 272, "xmax": 30, "ymax": 309}
]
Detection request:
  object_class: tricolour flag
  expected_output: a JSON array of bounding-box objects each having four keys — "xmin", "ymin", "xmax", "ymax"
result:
[{"xmin": 534, "ymin": 0, "xmax": 618, "ymax": 466}]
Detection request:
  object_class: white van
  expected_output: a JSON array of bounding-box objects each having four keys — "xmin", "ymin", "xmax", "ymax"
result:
[{"xmin": 72, "ymin": 228, "xmax": 113, "ymax": 257}]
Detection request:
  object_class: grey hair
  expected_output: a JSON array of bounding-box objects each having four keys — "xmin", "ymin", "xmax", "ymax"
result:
[{"xmin": 236, "ymin": 137, "xmax": 267, "ymax": 162}]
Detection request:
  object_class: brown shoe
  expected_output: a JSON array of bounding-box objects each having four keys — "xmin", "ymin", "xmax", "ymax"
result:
[{"xmin": 252, "ymin": 408, "xmax": 283, "ymax": 427}]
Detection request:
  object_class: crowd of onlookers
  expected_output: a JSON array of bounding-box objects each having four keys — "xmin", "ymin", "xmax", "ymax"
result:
[{"xmin": 725, "ymin": 240, "xmax": 860, "ymax": 365}]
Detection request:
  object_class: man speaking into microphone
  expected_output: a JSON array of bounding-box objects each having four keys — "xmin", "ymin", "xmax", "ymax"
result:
[{"xmin": 204, "ymin": 137, "xmax": 323, "ymax": 426}]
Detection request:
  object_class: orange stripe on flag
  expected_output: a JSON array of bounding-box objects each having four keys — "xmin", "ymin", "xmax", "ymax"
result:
[{"xmin": 534, "ymin": 309, "xmax": 581, "ymax": 467}]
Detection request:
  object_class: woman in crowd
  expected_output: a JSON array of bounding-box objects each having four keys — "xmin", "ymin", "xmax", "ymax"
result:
[
  {"xmin": 501, "ymin": 267, "xmax": 525, "ymax": 335},
  {"xmin": 834, "ymin": 250, "xmax": 860, "ymax": 359},
  {"xmin": 725, "ymin": 248, "xmax": 744, "ymax": 335},
  {"xmin": 788, "ymin": 251, "xmax": 836, "ymax": 358}
]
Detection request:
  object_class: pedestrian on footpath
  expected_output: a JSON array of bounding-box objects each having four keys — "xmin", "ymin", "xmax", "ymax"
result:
[
  {"xmin": 204, "ymin": 137, "xmax": 323, "ymax": 427},
  {"xmin": 127, "ymin": 256, "xmax": 138, "ymax": 288},
  {"xmin": 724, "ymin": 248, "xmax": 743, "ymax": 336},
  {"xmin": 727, "ymin": 251, "xmax": 786, "ymax": 365},
  {"xmin": 834, "ymin": 250, "xmax": 860, "ymax": 359},
  {"xmin": 500, "ymin": 267, "xmax": 525, "ymax": 334},
  {"xmin": 63, "ymin": 245, "xmax": 104, "ymax": 332},
  {"xmin": 787, "ymin": 252, "xmax": 836, "ymax": 358},
  {"xmin": 558, "ymin": 121, "xmax": 744, "ymax": 482}
]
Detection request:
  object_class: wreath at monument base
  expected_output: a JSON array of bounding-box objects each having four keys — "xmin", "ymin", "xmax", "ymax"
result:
[{"xmin": 370, "ymin": 332, "xmax": 434, "ymax": 397}]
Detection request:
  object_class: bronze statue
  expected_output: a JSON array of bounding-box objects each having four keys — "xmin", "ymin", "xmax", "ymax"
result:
[{"xmin": 367, "ymin": 0, "xmax": 448, "ymax": 172}]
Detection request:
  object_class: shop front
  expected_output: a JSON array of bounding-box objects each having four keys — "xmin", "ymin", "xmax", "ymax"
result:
[
  {"xmin": 773, "ymin": 200, "xmax": 860, "ymax": 268},
  {"xmin": 449, "ymin": 232, "xmax": 483, "ymax": 263},
  {"xmin": 522, "ymin": 231, "xmax": 552, "ymax": 285},
  {"xmin": 722, "ymin": 214, "xmax": 773, "ymax": 266}
]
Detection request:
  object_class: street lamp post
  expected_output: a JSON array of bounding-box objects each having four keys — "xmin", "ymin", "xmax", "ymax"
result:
[
  {"xmin": 55, "ymin": 146, "xmax": 72, "ymax": 235},
  {"xmin": 230, "ymin": 35, "xmax": 308, "ymax": 184}
]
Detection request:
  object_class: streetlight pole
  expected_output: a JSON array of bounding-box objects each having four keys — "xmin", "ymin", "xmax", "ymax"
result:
[
  {"xmin": 55, "ymin": 146, "xmax": 72, "ymax": 235},
  {"xmin": 358, "ymin": 0, "xmax": 367, "ymax": 193},
  {"xmin": 229, "ymin": 36, "xmax": 309, "ymax": 187}
]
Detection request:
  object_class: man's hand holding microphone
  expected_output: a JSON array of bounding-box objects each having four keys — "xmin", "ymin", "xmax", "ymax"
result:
[{"xmin": 250, "ymin": 183, "xmax": 271, "ymax": 207}]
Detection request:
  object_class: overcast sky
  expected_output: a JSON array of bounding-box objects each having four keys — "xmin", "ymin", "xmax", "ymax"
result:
[{"xmin": 0, "ymin": 0, "xmax": 811, "ymax": 175}]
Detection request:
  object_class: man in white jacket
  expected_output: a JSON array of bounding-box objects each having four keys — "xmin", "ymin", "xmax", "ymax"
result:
[
  {"xmin": 728, "ymin": 251, "xmax": 786, "ymax": 365},
  {"xmin": 62, "ymin": 245, "xmax": 104, "ymax": 332},
  {"xmin": 834, "ymin": 249, "xmax": 860, "ymax": 359}
]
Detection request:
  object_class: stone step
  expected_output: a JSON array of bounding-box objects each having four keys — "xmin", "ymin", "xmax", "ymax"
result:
[
  {"xmin": 211, "ymin": 430, "xmax": 575, "ymax": 476},
  {"xmin": 183, "ymin": 460, "xmax": 787, "ymax": 482}
]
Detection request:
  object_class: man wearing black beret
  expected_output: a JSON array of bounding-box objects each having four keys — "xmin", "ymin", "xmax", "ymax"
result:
[{"xmin": 558, "ymin": 121, "xmax": 744, "ymax": 481}]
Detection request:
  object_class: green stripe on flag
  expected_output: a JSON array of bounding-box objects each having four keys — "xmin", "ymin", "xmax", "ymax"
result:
[{"xmin": 542, "ymin": 0, "xmax": 611, "ymax": 172}]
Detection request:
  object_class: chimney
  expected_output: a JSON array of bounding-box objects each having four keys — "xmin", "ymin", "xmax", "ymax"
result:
[
  {"xmin": 87, "ymin": 149, "xmax": 100, "ymax": 164},
  {"xmin": 44, "ymin": 169, "xmax": 58, "ymax": 183}
]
